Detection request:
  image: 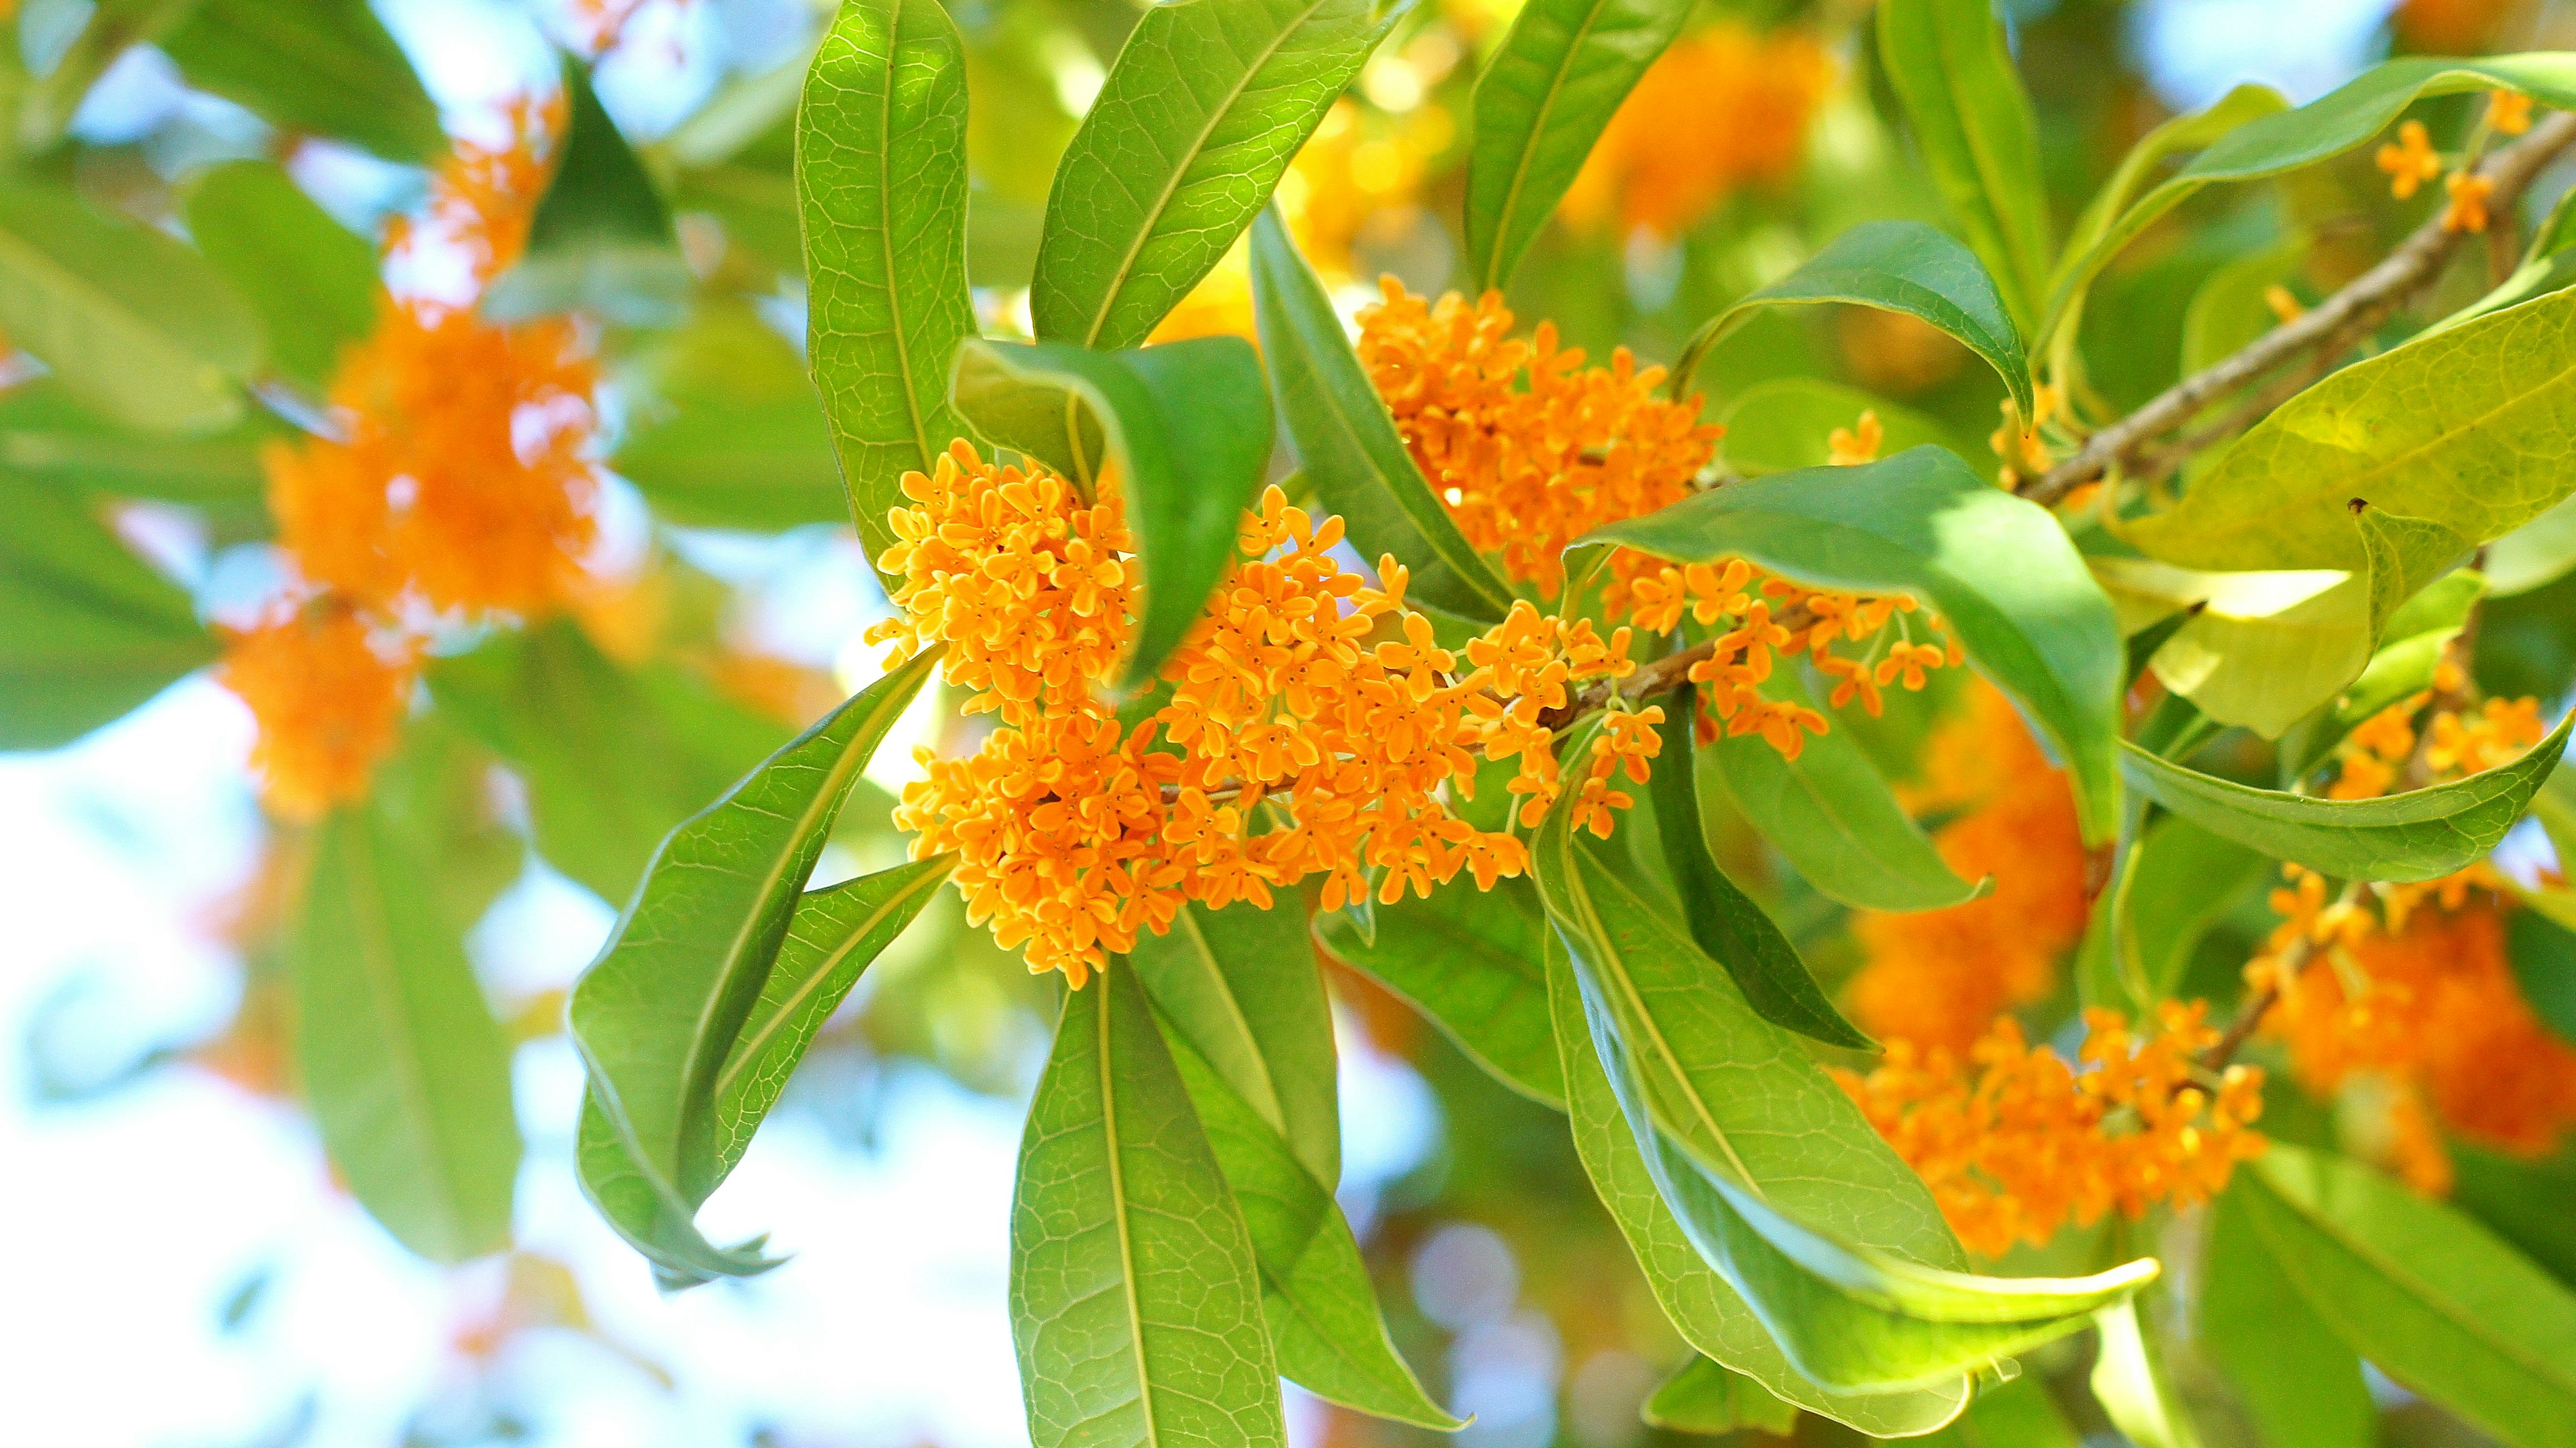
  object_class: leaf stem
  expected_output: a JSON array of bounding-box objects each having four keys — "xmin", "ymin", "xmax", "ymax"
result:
[{"xmin": 2021, "ymin": 111, "xmax": 2576, "ymax": 507}]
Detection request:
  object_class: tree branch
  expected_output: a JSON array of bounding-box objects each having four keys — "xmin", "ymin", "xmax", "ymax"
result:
[{"xmin": 2021, "ymin": 111, "xmax": 2576, "ymax": 508}]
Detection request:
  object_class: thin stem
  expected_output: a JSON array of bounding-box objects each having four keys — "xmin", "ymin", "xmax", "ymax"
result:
[
  {"xmin": 2021, "ymin": 111, "xmax": 2576, "ymax": 508},
  {"xmin": 2203, "ymin": 880, "xmax": 2367, "ymax": 1070}
]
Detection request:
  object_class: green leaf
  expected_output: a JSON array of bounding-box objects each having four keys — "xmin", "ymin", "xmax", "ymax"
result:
[
  {"xmin": 1671, "ymin": 221, "xmax": 2030, "ymax": 419},
  {"xmin": 1923, "ymin": 1378, "xmax": 2082, "ymax": 1448},
  {"xmin": 798, "ymin": 0, "xmax": 979, "ymax": 566},
  {"xmin": 1699, "ymin": 666, "xmax": 1982, "ymax": 914},
  {"xmin": 1313, "ymin": 876, "xmax": 1562, "ymax": 1107},
  {"xmin": 2131, "ymin": 288, "xmax": 2576, "ymax": 573},
  {"xmin": 2043, "ymin": 54, "xmax": 2576, "ymax": 370},
  {"xmin": 1647, "ymin": 684, "xmax": 1870, "ymax": 1047},
  {"xmin": 2088, "ymin": 1295, "xmax": 2204, "ymax": 1448},
  {"xmin": 2277, "ymin": 569, "xmax": 2485, "ymax": 782},
  {"xmin": 2508, "ymin": 905, "xmax": 2576, "ymax": 1045},
  {"xmin": 2118, "ymin": 706, "xmax": 2572, "ymax": 883},
  {"xmin": 160, "ymin": 0, "xmax": 445, "ymax": 164},
  {"xmin": 2452, "ymin": 1144, "xmax": 2576, "ymax": 1289},
  {"xmin": 566, "ymin": 646, "xmax": 943, "ymax": 1276},
  {"xmin": 949, "ymin": 337, "xmax": 1274, "ymax": 686},
  {"xmin": 2238, "ymin": 1143, "xmax": 2576, "ymax": 1448},
  {"xmin": 1536, "ymin": 797, "xmax": 2160, "ymax": 1394},
  {"xmin": 2178, "ymin": 234, "xmax": 2306, "ymax": 376},
  {"xmin": 2487, "ymin": 493, "xmax": 2576, "ymax": 597},
  {"xmin": 1130, "ymin": 898, "xmax": 1341, "ymax": 1188},
  {"xmin": 0, "ymin": 179, "xmax": 261, "ymax": 433},
  {"xmin": 1012, "ymin": 968, "xmax": 1288, "ymax": 1448},
  {"xmin": 2201, "ymin": 1184, "xmax": 2374, "ymax": 1448},
  {"xmin": 15, "ymin": 0, "xmax": 200, "ymax": 152},
  {"xmin": 1578, "ymin": 446, "xmax": 2125, "ymax": 839},
  {"xmin": 0, "ymin": 382, "xmax": 276, "ymax": 508},
  {"xmin": 1639, "ymin": 1358, "xmax": 1802, "ymax": 1435},
  {"xmin": 429, "ymin": 623, "xmax": 795, "ymax": 906},
  {"xmin": 1874, "ymin": 0, "xmax": 2052, "ymax": 327},
  {"xmin": 712, "ymin": 857, "xmax": 955, "ymax": 1170},
  {"xmin": 1548, "ymin": 936, "xmax": 1973, "ymax": 1435},
  {"xmin": 1246, "ymin": 208, "xmax": 1515, "ymax": 622},
  {"xmin": 1717, "ymin": 378, "xmax": 1974, "ymax": 479},
  {"xmin": 614, "ymin": 303, "xmax": 849, "ymax": 530},
  {"xmin": 1460, "ymin": 0, "xmax": 1692, "ymax": 294},
  {"xmin": 294, "ymin": 796, "xmax": 523, "ymax": 1264},
  {"xmin": 1029, "ymin": 0, "xmax": 1409, "ymax": 350},
  {"xmin": 182, "ymin": 160, "xmax": 378, "ymax": 392},
  {"xmin": 2104, "ymin": 812, "xmax": 2267, "ymax": 1009},
  {"xmin": 0, "ymin": 470, "xmax": 214, "ymax": 749},
  {"xmin": 1160, "ymin": 1009, "xmax": 1460, "ymax": 1430},
  {"xmin": 486, "ymin": 58, "xmax": 690, "ymax": 327},
  {"xmin": 2436, "ymin": 185, "xmax": 2576, "ymax": 340}
]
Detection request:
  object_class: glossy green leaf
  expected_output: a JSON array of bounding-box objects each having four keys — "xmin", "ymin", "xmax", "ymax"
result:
[
  {"xmin": 2131, "ymin": 287, "xmax": 2576, "ymax": 573},
  {"xmin": 1246, "ymin": 208, "xmax": 1514, "ymax": 622},
  {"xmin": 2119, "ymin": 706, "xmax": 2572, "ymax": 883},
  {"xmin": 1717, "ymin": 378, "xmax": 1972, "ymax": 478},
  {"xmin": 2043, "ymin": 54, "xmax": 2576, "ymax": 366},
  {"xmin": 294, "ymin": 796, "xmax": 523, "ymax": 1264},
  {"xmin": 2238, "ymin": 1143, "xmax": 2576, "ymax": 1448},
  {"xmin": 1700, "ymin": 667, "xmax": 1981, "ymax": 914},
  {"xmin": 2088, "ymin": 1295, "xmax": 2204, "ymax": 1448},
  {"xmin": 1647, "ymin": 684, "xmax": 1868, "ymax": 1047},
  {"xmin": 1461, "ymin": 0, "xmax": 1691, "ymax": 293},
  {"xmin": 567, "ymin": 646, "xmax": 943, "ymax": 1276},
  {"xmin": 0, "ymin": 383, "xmax": 276, "ymax": 507},
  {"xmin": 1012, "ymin": 968, "xmax": 1287, "ymax": 1448},
  {"xmin": 429, "ymin": 623, "xmax": 794, "ymax": 906},
  {"xmin": 1030, "ymin": 0, "xmax": 1408, "ymax": 349},
  {"xmin": 2277, "ymin": 569, "xmax": 2485, "ymax": 782},
  {"xmin": 614, "ymin": 303, "xmax": 849, "ymax": 529},
  {"xmin": 486, "ymin": 59, "xmax": 689, "ymax": 327},
  {"xmin": 0, "ymin": 180, "xmax": 261, "ymax": 433},
  {"xmin": 1874, "ymin": 0, "xmax": 2051, "ymax": 326},
  {"xmin": 1538, "ymin": 797, "xmax": 2159, "ymax": 1394},
  {"xmin": 183, "ymin": 160, "xmax": 378, "ymax": 391},
  {"xmin": 1639, "ymin": 1358, "xmax": 1801, "ymax": 1435},
  {"xmin": 1314, "ymin": 876, "xmax": 1562, "ymax": 1106},
  {"xmin": 0, "ymin": 470, "xmax": 214, "ymax": 749},
  {"xmin": 1578, "ymin": 446, "xmax": 2124, "ymax": 839},
  {"xmin": 949, "ymin": 337, "xmax": 1273, "ymax": 686},
  {"xmin": 1130, "ymin": 898, "xmax": 1340, "ymax": 1188},
  {"xmin": 2104, "ymin": 812, "xmax": 2267, "ymax": 1008},
  {"xmin": 1672, "ymin": 221, "xmax": 2029, "ymax": 418},
  {"xmin": 160, "ymin": 0, "xmax": 444, "ymax": 164},
  {"xmin": 1161, "ymin": 1010, "xmax": 1459, "ymax": 1429},
  {"xmin": 799, "ymin": 0, "xmax": 979, "ymax": 566},
  {"xmin": 712, "ymin": 857, "xmax": 955, "ymax": 1170},
  {"xmin": 2201, "ymin": 1184, "xmax": 2374, "ymax": 1448},
  {"xmin": 1548, "ymin": 937, "xmax": 1973, "ymax": 1435}
]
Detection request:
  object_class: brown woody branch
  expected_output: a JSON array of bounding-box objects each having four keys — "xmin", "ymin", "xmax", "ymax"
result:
[{"xmin": 2021, "ymin": 111, "xmax": 2576, "ymax": 508}]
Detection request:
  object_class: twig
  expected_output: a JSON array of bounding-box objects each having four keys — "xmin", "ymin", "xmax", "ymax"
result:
[
  {"xmin": 2203, "ymin": 881, "xmax": 2367, "ymax": 1070},
  {"xmin": 1534, "ymin": 601, "xmax": 1822, "ymax": 732},
  {"xmin": 2021, "ymin": 111, "xmax": 2576, "ymax": 507}
]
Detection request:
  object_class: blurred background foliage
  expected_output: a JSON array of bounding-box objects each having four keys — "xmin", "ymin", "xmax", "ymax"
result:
[{"xmin": 7, "ymin": 0, "xmax": 2576, "ymax": 1443}]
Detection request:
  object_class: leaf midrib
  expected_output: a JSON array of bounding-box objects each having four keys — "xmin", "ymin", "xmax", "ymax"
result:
[
  {"xmin": 1172, "ymin": 905, "xmax": 1288, "ymax": 1136},
  {"xmin": 714, "ymin": 859, "xmax": 949, "ymax": 1106},
  {"xmin": 1078, "ymin": 0, "xmax": 1338, "ymax": 348},
  {"xmin": 876, "ymin": 0, "xmax": 936, "ymax": 476},
  {"xmin": 1099, "ymin": 986, "xmax": 1163, "ymax": 1448},
  {"xmin": 1477, "ymin": 0, "xmax": 1611, "ymax": 291}
]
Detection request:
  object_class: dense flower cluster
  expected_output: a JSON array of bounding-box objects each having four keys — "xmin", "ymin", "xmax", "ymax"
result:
[
  {"xmin": 1835, "ymin": 1005, "xmax": 2266, "ymax": 1257},
  {"xmin": 1845, "ymin": 684, "xmax": 2091, "ymax": 1053},
  {"xmin": 1559, "ymin": 23, "xmax": 1834, "ymax": 240},
  {"xmin": 2249, "ymin": 686, "xmax": 2574, "ymax": 1191},
  {"xmin": 872, "ymin": 444, "xmax": 1661, "ymax": 984},
  {"xmin": 219, "ymin": 101, "xmax": 603, "ymax": 817},
  {"xmin": 1358, "ymin": 282, "xmax": 1955, "ymax": 758}
]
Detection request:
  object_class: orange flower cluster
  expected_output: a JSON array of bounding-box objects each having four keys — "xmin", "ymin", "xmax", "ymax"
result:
[
  {"xmin": 217, "ymin": 603, "xmax": 419, "ymax": 821},
  {"xmin": 221, "ymin": 99, "xmax": 604, "ymax": 817},
  {"xmin": 2250, "ymin": 687, "xmax": 2573, "ymax": 1190},
  {"xmin": 1837, "ymin": 1005, "xmax": 2266, "ymax": 1257},
  {"xmin": 2376, "ymin": 96, "xmax": 2537, "ymax": 234},
  {"xmin": 1559, "ymin": 23, "xmax": 1833, "ymax": 240},
  {"xmin": 1358, "ymin": 282, "xmax": 1953, "ymax": 758},
  {"xmin": 1847, "ymin": 684, "xmax": 2091, "ymax": 1053},
  {"xmin": 875, "ymin": 444, "xmax": 1659, "ymax": 984}
]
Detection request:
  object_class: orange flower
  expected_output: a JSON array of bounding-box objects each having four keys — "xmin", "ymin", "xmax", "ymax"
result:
[
  {"xmin": 2263, "ymin": 285, "xmax": 2304, "ymax": 323},
  {"xmin": 1560, "ymin": 24, "xmax": 1833, "ymax": 240},
  {"xmin": 1846, "ymin": 684, "xmax": 2090, "ymax": 1054},
  {"xmin": 1835, "ymin": 1004, "xmax": 2266, "ymax": 1257},
  {"xmin": 219, "ymin": 602, "xmax": 419, "ymax": 821},
  {"xmin": 2377, "ymin": 119, "xmax": 2443, "ymax": 201},
  {"xmin": 1826, "ymin": 411, "xmax": 1883, "ymax": 466},
  {"xmin": 2443, "ymin": 169, "xmax": 2495, "ymax": 233},
  {"xmin": 2396, "ymin": 0, "xmax": 2516, "ymax": 52},
  {"xmin": 2490, "ymin": 89, "xmax": 2534, "ymax": 136}
]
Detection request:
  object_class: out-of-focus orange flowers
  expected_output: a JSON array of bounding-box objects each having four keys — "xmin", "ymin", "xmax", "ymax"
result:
[
  {"xmin": 2491, "ymin": 89, "xmax": 2534, "ymax": 136},
  {"xmin": 1837, "ymin": 1004, "xmax": 2265, "ymax": 1257},
  {"xmin": 875, "ymin": 444, "xmax": 1676, "ymax": 984},
  {"xmin": 1847, "ymin": 684, "xmax": 2090, "ymax": 1054},
  {"xmin": 2250, "ymin": 688, "xmax": 2574, "ymax": 1192},
  {"xmin": 2377, "ymin": 119, "xmax": 2444, "ymax": 200},
  {"xmin": 218, "ymin": 602, "xmax": 420, "ymax": 821},
  {"xmin": 2395, "ymin": 0, "xmax": 2518, "ymax": 54},
  {"xmin": 1560, "ymin": 23, "xmax": 1833, "ymax": 241}
]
